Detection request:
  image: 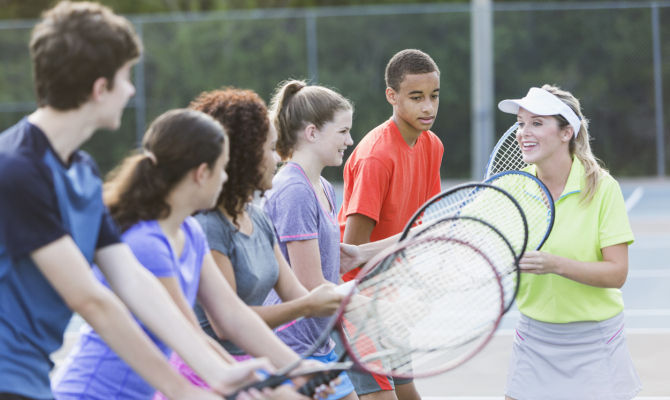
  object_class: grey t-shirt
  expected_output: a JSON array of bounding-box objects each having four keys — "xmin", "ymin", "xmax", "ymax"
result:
[{"xmin": 193, "ymin": 204, "xmax": 279, "ymax": 355}]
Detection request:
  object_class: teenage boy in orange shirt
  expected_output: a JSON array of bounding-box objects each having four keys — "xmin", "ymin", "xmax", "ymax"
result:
[{"xmin": 338, "ymin": 49, "xmax": 444, "ymax": 400}]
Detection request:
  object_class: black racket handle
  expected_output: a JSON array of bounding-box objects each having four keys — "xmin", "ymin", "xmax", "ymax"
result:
[
  {"xmin": 224, "ymin": 373, "xmax": 291, "ymax": 400},
  {"xmin": 296, "ymin": 368, "xmax": 346, "ymax": 396}
]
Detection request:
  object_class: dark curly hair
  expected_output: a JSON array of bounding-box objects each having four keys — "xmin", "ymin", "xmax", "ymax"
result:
[
  {"xmin": 104, "ymin": 109, "xmax": 225, "ymax": 232},
  {"xmin": 190, "ymin": 88, "xmax": 269, "ymax": 225}
]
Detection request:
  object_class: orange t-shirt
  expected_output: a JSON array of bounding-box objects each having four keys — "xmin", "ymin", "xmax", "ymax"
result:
[{"xmin": 338, "ymin": 118, "xmax": 443, "ymax": 280}]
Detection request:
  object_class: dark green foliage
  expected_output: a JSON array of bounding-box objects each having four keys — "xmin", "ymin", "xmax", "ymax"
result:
[{"xmin": 0, "ymin": 2, "xmax": 667, "ymax": 177}]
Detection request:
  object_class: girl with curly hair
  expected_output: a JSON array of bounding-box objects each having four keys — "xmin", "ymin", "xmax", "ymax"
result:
[{"xmin": 157, "ymin": 88, "xmax": 344, "ymax": 398}]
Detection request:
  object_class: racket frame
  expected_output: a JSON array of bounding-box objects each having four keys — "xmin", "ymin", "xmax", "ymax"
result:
[
  {"xmin": 484, "ymin": 122, "xmax": 523, "ymax": 179},
  {"xmin": 335, "ymin": 235, "xmax": 505, "ymax": 380},
  {"xmin": 411, "ymin": 215, "xmax": 520, "ymax": 314},
  {"xmin": 399, "ymin": 182, "xmax": 529, "ymax": 260},
  {"xmin": 484, "ymin": 170, "xmax": 555, "ymax": 252}
]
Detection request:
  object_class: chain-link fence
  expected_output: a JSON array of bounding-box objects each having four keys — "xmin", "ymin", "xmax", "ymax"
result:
[{"xmin": 1, "ymin": 1, "xmax": 668, "ymax": 180}]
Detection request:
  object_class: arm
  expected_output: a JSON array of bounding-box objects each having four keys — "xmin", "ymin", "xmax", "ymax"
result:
[
  {"xmin": 518, "ymin": 243, "xmax": 629, "ymax": 288},
  {"xmin": 253, "ymin": 244, "xmax": 341, "ymax": 327},
  {"xmin": 95, "ymin": 243, "xmax": 266, "ymax": 393},
  {"xmin": 197, "ymin": 252, "xmax": 302, "ymax": 368},
  {"xmin": 285, "ymin": 239, "xmax": 332, "ymax": 290},
  {"xmin": 157, "ymin": 276, "xmax": 236, "ymax": 364},
  {"xmin": 32, "ymin": 237, "xmax": 222, "ymax": 400},
  {"xmin": 342, "ymin": 213, "xmax": 376, "ymax": 246},
  {"xmin": 210, "ymin": 248, "xmax": 338, "ymax": 329}
]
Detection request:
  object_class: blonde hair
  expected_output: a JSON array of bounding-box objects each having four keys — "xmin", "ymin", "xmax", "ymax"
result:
[
  {"xmin": 269, "ymin": 79, "xmax": 353, "ymax": 160},
  {"xmin": 541, "ymin": 84, "xmax": 606, "ymax": 203}
]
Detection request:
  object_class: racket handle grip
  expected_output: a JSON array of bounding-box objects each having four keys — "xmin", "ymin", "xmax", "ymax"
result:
[
  {"xmin": 296, "ymin": 369, "xmax": 343, "ymax": 396},
  {"xmin": 224, "ymin": 372, "xmax": 291, "ymax": 400}
]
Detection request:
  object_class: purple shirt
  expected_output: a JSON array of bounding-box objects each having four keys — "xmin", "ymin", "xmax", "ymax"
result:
[
  {"xmin": 52, "ymin": 217, "xmax": 208, "ymax": 399},
  {"xmin": 263, "ymin": 162, "xmax": 340, "ymax": 356}
]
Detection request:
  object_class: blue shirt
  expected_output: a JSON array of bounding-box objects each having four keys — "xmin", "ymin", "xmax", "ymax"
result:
[
  {"xmin": 52, "ymin": 217, "xmax": 208, "ymax": 399},
  {"xmin": 0, "ymin": 118, "xmax": 120, "ymax": 399}
]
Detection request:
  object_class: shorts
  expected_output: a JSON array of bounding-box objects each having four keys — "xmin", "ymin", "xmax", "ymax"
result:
[
  {"xmin": 307, "ymin": 349, "xmax": 356, "ymax": 400},
  {"xmin": 347, "ymin": 370, "xmax": 413, "ymax": 395},
  {"xmin": 331, "ymin": 331, "xmax": 413, "ymax": 395},
  {"xmin": 506, "ymin": 312, "xmax": 641, "ymax": 400}
]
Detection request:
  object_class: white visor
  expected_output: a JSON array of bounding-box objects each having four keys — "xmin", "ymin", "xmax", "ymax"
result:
[{"xmin": 498, "ymin": 87, "xmax": 581, "ymax": 137}]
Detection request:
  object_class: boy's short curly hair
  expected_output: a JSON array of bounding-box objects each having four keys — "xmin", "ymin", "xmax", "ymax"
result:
[
  {"xmin": 385, "ymin": 49, "xmax": 440, "ymax": 91},
  {"xmin": 30, "ymin": 1, "xmax": 142, "ymax": 110}
]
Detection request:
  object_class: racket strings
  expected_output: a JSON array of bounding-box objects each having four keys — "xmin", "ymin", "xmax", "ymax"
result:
[
  {"xmin": 341, "ymin": 237, "xmax": 503, "ymax": 377},
  {"xmin": 414, "ymin": 217, "xmax": 518, "ymax": 312},
  {"xmin": 485, "ymin": 172, "xmax": 555, "ymax": 253},
  {"xmin": 486, "ymin": 124, "xmax": 528, "ymax": 178},
  {"xmin": 410, "ymin": 186, "xmax": 528, "ymax": 257}
]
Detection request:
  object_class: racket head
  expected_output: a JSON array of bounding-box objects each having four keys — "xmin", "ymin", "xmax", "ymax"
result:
[
  {"xmin": 400, "ymin": 182, "xmax": 529, "ymax": 258},
  {"xmin": 484, "ymin": 170, "xmax": 555, "ymax": 252},
  {"xmin": 337, "ymin": 235, "xmax": 505, "ymax": 379},
  {"xmin": 484, "ymin": 122, "xmax": 528, "ymax": 179},
  {"xmin": 413, "ymin": 215, "xmax": 520, "ymax": 314}
]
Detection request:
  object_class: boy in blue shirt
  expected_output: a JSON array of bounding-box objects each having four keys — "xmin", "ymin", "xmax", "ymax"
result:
[{"xmin": 0, "ymin": 2, "xmax": 270, "ymax": 399}]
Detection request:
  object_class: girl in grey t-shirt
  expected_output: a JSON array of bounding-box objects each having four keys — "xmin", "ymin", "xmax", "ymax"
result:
[{"xmin": 165, "ymin": 88, "xmax": 344, "ymax": 394}]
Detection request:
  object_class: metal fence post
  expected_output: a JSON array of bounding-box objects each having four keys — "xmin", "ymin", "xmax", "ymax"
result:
[
  {"xmin": 652, "ymin": 2, "xmax": 666, "ymax": 177},
  {"xmin": 471, "ymin": 0, "xmax": 494, "ymax": 179},
  {"xmin": 306, "ymin": 10, "xmax": 319, "ymax": 84}
]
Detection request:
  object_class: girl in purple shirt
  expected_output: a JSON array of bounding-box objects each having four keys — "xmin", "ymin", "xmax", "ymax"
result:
[
  {"xmin": 52, "ymin": 109, "xmax": 307, "ymax": 400},
  {"xmin": 263, "ymin": 80, "xmax": 358, "ymax": 400}
]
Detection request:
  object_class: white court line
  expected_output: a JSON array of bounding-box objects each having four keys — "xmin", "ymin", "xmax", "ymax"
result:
[
  {"xmin": 625, "ymin": 186, "xmax": 644, "ymax": 212},
  {"xmin": 424, "ymin": 398, "xmax": 670, "ymax": 400}
]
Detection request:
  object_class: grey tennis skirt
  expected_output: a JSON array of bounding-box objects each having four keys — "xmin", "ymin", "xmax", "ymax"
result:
[{"xmin": 505, "ymin": 312, "xmax": 641, "ymax": 400}]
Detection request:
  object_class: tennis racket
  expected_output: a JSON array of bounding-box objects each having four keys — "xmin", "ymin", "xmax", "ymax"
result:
[
  {"xmin": 412, "ymin": 215, "xmax": 519, "ymax": 314},
  {"xmin": 484, "ymin": 122, "xmax": 527, "ymax": 179},
  {"xmin": 228, "ymin": 235, "xmax": 505, "ymax": 397},
  {"xmin": 484, "ymin": 171, "xmax": 554, "ymax": 252},
  {"xmin": 400, "ymin": 183, "xmax": 529, "ymax": 258}
]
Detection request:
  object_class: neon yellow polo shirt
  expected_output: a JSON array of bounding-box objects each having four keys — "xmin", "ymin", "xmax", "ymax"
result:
[{"xmin": 517, "ymin": 158, "xmax": 634, "ymax": 323}]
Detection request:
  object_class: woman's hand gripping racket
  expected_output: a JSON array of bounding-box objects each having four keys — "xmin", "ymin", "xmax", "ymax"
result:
[{"xmin": 484, "ymin": 122, "xmax": 527, "ymax": 179}]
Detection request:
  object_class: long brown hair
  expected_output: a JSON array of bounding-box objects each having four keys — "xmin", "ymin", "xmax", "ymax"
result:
[
  {"xmin": 269, "ymin": 79, "xmax": 353, "ymax": 160},
  {"xmin": 104, "ymin": 109, "xmax": 226, "ymax": 232},
  {"xmin": 542, "ymin": 84, "xmax": 606, "ymax": 203},
  {"xmin": 189, "ymin": 88, "xmax": 269, "ymax": 224}
]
